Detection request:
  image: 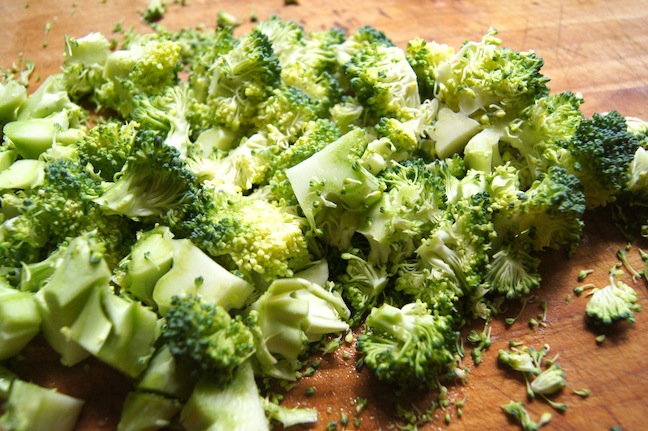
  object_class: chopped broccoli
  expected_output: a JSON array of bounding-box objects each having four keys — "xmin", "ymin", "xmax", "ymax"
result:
[
  {"xmin": 560, "ymin": 110, "xmax": 642, "ymax": 208},
  {"xmin": 0, "ymin": 379, "xmax": 84, "ymax": 431},
  {"xmin": 356, "ymin": 300, "xmax": 459, "ymax": 390},
  {"xmin": 247, "ymin": 276, "xmax": 350, "ymax": 380},
  {"xmin": 585, "ymin": 268, "xmax": 641, "ymax": 326},
  {"xmin": 162, "ymin": 294, "xmax": 257, "ymax": 383},
  {"xmin": 0, "ymin": 280, "xmax": 41, "ymax": 360}
]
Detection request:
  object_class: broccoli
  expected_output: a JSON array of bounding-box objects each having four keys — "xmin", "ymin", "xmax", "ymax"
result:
[
  {"xmin": 247, "ymin": 275, "xmax": 350, "ymax": 380},
  {"xmin": 94, "ymin": 130, "xmax": 199, "ymax": 226},
  {"xmin": 201, "ymin": 29, "xmax": 281, "ymax": 132},
  {"xmin": 76, "ymin": 120, "xmax": 137, "ymax": 181},
  {"xmin": 585, "ymin": 268, "xmax": 641, "ymax": 326},
  {"xmin": 162, "ymin": 294, "xmax": 257, "ymax": 383},
  {"xmin": 434, "ymin": 29, "xmax": 549, "ymax": 122},
  {"xmin": 559, "ymin": 110, "xmax": 642, "ymax": 208},
  {"xmin": 405, "ymin": 37, "xmax": 455, "ymax": 101},
  {"xmin": 0, "ymin": 80, "xmax": 27, "ymax": 125},
  {"xmin": 181, "ymin": 187, "xmax": 311, "ymax": 281},
  {"xmin": 0, "ymin": 159, "xmax": 137, "ymax": 268},
  {"xmin": 0, "ymin": 280, "xmax": 41, "ymax": 360},
  {"xmin": 141, "ymin": 0, "xmax": 167, "ymax": 23},
  {"xmin": 0, "ymin": 379, "xmax": 85, "ymax": 431},
  {"xmin": 355, "ymin": 300, "xmax": 459, "ymax": 390},
  {"xmin": 501, "ymin": 401, "xmax": 552, "ymax": 431},
  {"xmin": 117, "ymin": 390, "xmax": 182, "ymax": 431},
  {"xmin": 61, "ymin": 32, "xmax": 111, "ymax": 100},
  {"xmin": 285, "ymin": 128, "xmax": 383, "ymax": 237},
  {"xmin": 94, "ymin": 33, "xmax": 182, "ymax": 117},
  {"xmin": 342, "ymin": 43, "xmax": 421, "ymax": 122},
  {"xmin": 179, "ymin": 361, "xmax": 269, "ymax": 431},
  {"xmin": 132, "ymin": 84, "xmax": 194, "ymax": 158}
]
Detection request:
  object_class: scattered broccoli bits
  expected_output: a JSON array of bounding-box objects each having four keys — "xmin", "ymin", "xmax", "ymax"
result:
[{"xmin": 0, "ymin": 7, "xmax": 645, "ymax": 431}]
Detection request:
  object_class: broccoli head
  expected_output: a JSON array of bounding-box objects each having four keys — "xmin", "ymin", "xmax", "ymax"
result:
[
  {"xmin": 356, "ymin": 300, "xmax": 459, "ymax": 390},
  {"xmin": 162, "ymin": 294, "xmax": 257, "ymax": 383}
]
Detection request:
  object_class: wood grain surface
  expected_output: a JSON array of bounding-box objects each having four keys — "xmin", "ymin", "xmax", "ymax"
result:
[{"xmin": 2, "ymin": 1, "xmax": 648, "ymax": 430}]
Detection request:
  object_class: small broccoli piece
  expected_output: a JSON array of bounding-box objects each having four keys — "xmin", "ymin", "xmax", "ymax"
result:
[
  {"xmin": 162, "ymin": 294, "xmax": 256, "ymax": 383},
  {"xmin": 16, "ymin": 74, "xmax": 87, "ymax": 126},
  {"xmin": 248, "ymin": 276, "xmax": 350, "ymax": 380},
  {"xmin": 560, "ymin": 110, "xmax": 642, "ymax": 208},
  {"xmin": 3, "ymin": 110, "xmax": 86, "ymax": 160},
  {"xmin": 136, "ymin": 345, "xmax": 201, "ymax": 400},
  {"xmin": 179, "ymin": 361, "xmax": 269, "ymax": 431},
  {"xmin": 94, "ymin": 130, "xmax": 199, "ymax": 226},
  {"xmin": 356, "ymin": 300, "xmax": 459, "ymax": 390},
  {"xmin": 146, "ymin": 235, "xmax": 255, "ymax": 316},
  {"xmin": 264, "ymin": 118, "xmax": 342, "ymax": 205},
  {"xmin": 182, "ymin": 187, "xmax": 311, "ymax": 281},
  {"xmin": 502, "ymin": 91, "xmax": 584, "ymax": 185},
  {"xmin": 76, "ymin": 120, "xmax": 137, "ymax": 181},
  {"xmin": 336, "ymin": 25, "xmax": 395, "ymax": 66},
  {"xmin": 0, "ymin": 80, "xmax": 27, "ymax": 125},
  {"xmin": 485, "ymin": 241, "xmax": 541, "ymax": 300},
  {"xmin": 492, "ymin": 165, "xmax": 586, "ymax": 254},
  {"xmin": 117, "ymin": 390, "xmax": 182, "ymax": 431},
  {"xmin": 133, "ymin": 84, "xmax": 194, "ymax": 158},
  {"xmin": 0, "ymin": 281, "xmax": 41, "ymax": 360},
  {"xmin": 263, "ymin": 397, "xmax": 318, "ymax": 428},
  {"xmin": 0, "ymin": 380, "xmax": 84, "ymax": 431},
  {"xmin": 501, "ymin": 401, "xmax": 552, "ymax": 431},
  {"xmin": 254, "ymin": 15, "xmax": 307, "ymax": 67},
  {"xmin": 343, "ymin": 43, "xmax": 421, "ymax": 122},
  {"xmin": 34, "ymin": 233, "xmax": 111, "ymax": 366},
  {"xmin": 429, "ymin": 105, "xmax": 481, "ymax": 159},
  {"xmin": 141, "ymin": 0, "xmax": 167, "ymax": 23},
  {"xmin": 530, "ymin": 364, "xmax": 566, "ymax": 396},
  {"xmin": 405, "ymin": 37, "xmax": 455, "ymax": 101},
  {"xmin": 192, "ymin": 129, "xmax": 284, "ymax": 192},
  {"xmin": 253, "ymin": 86, "xmax": 325, "ymax": 140},
  {"xmin": 203, "ymin": 29, "xmax": 281, "ymax": 132},
  {"xmin": 285, "ymin": 128, "xmax": 383, "ymax": 236},
  {"xmin": 0, "ymin": 159, "xmax": 45, "ymax": 190},
  {"xmin": 357, "ymin": 157, "xmax": 448, "ymax": 266},
  {"xmin": 61, "ymin": 32, "xmax": 111, "ymax": 100},
  {"xmin": 585, "ymin": 268, "xmax": 641, "ymax": 326},
  {"xmin": 95, "ymin": 33, "xmax": 182, "ymax": 117},
  {"xmin": 0, "ymin": 159, "xmax": 137, "ymax": 268},
  {"xmin": 434, "ymin": 29, "xmax": 549, "ymax": 121},
  {"xmin": 65, "ymin": 282, "xmax": 161, "ymax": 378}
]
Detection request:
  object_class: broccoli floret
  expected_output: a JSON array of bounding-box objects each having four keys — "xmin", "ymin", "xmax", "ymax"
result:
[
  {"xmin": 336, "ymin": 25, "xmax": 395, "ymax": 66},
  {"xmin": 434, "ymin": 29, "xmax": 549, "ymax": 121},
  {"xmin": 203, "ymin": 29, "xmax": 281, "ymax": 132},
  {"xmin": 182, "ymin": 187, "xmax": 311, "ymax": 281},
  {"xmin": 94, "ymin": 34, "xmax": 182, "ymax": 117},
  {"xmin": 484, "ymin": 240, "xmax": 541, "ymax": 300},
  {"xmin": 492, "ymin": 165, "xmax": 586, "ymax": 253},
  {"xmin": 405, "ymin": 37, "xmax": 455, "ymax": 101},
  {"xmin": 585, "ymin": 268, "xmax": 641, "ymax": 326},
  {"xmin": 132, "ymin": 84, "xmax": 194, "ymax": 158},
  {"xmin": 141, "ymin": 0, "xmax": 167, "ymax": 23},
  {"xmin": 262, "ymin": 119, "xmax": 341, "ymax": 204},
  {"xmin": 253, "ymin": 86, "xmax": 325, "ymax": 140},
  {"xmin": 117, "ymin": 390, "xmax": 182, "ymax": 431},
  {"xmin": 501, "ymin": 400, "xmax": 552, "ymax": 431},
  {"xmin": 0, "ymin": 159, "xmax": 137, "ymax": 268},
  {"xmin": 0, "ymin": 281, "xmax": 41, "ymax": 360},
  {"xmin": 355, "ymin": 300, "xmax": 459, "ymax": 390},
  {"xmin": 343, "ymin": 43, "xmax": 421, "ymax": 122},
  {"xmin": 162, "ymin": 294, "xmax": 257, "ymax": 383},
  {"xmin": 247, "ymin": 276, "xmax": 350, "ymax": 380},
  {"xmin": 76, "ymin": 120, "xmax": 137, "ymax": 181},
  {"xmin": 179, "ymin": 361, "xmax": 269, "ymax": 431},
  {"xmin": 285, "ymin": 128, "xmax": 383, "ymax": 237},
  {"xmin": 0, "ymin": 80, "xmax": 27, "ymax": 125},
  {"xmin": 559, "ymin": 110, "xmax": 642, "ymax": 208},
  {"xmin": 94, "ymin": 130, "xmax": 199, "ymax": 226},
  {"xmin": 254, "ymin": 15, "xmax": 307, "ymax": 66},
  {"xmin": 61, "ymin": 32, "xmax": 111, "ymax": 100},
  {"xmin": 357, "ymin": 157, "xmax": 448, "ymax": 266},
  {"xmin": 0, "ymin": 379, "xmax": 85, "ymax": 431}
]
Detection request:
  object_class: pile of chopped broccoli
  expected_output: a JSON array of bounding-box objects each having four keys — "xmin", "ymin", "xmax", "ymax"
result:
[{"xmin": 0, "ymin": 11, "xmax": 647, "ymax": 431}]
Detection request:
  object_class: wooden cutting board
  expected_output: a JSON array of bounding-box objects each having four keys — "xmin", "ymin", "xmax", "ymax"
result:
[{"xmin": 2, "ymin": 1, "xmax": 648, "ymax": 430}]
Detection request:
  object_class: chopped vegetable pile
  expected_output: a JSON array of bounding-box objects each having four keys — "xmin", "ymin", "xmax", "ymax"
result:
[{"xmin": 0, "ymin": 8, "xmax": 647, "ymax": 431}]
